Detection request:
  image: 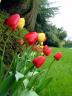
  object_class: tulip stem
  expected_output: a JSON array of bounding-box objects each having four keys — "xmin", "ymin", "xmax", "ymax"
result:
[
  {"xmin": 34, "ymin": 59, "xmax": 55, "ymax": 79},
  {"xmin": 0, "ymin": 28, "xmax": 10, "ymax": 80},
  {"xmin": 29, "ymin": 67, "xmax": 36, "ymax": 81},
  {"xmin": 47, "ymin": 59, "xmax": 55, "ymax": 72},
  {"xmin": 2, "ymin": 29, "xmax": 11, "ymax": 61},
  {"xmin": 4, "ymin": 53, "xmax": 16, "ymax": 79}
]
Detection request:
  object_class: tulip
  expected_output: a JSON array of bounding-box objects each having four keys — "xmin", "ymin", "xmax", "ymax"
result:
[
  {"xmin": 32, "ymin": 56, "xmax": 45, "ymax": 68},
  {"xmin": 4, "ymin": 14, "xmax": 20, "ymax": 30},
  {"xmin": 24, "ymin": 32, "xmax": 38, "ymax": 45},
  {"xmin": 40, "ymin": 46, "xmax": 44, "ymax": 49},
  {"xmin": 38, "ymin": 33, "xmax": 46, "ymax": 43},
  {"xmin": 32, "ymin": 45, "xmax": 37, "ymax": 51},
  {"xmin": 37, "ymin": 46, "xmax": 43, "ymax": 52},
  {"xmin": 17, "ymin": 18, "xmax": 25, "ymax": 29},
  {"xmin": 54, "ymin": 52, "xmax": 62, "ymax": 60},
  {"xmin": 32, "ymin": 45, "xmax": 43, "ymax": 52},
  {"xmin": 43, "ymin": 45, "xmax": 52, "ymax": 56},
  {"xmin": 17, "ymin": 40, "xmax": 24, "ymax": 45}
]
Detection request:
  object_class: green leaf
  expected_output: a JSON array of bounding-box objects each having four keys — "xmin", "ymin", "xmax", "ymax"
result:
[
  {"xmin": 13, "ymin": 89, "xmax": 39, "ymax": 96},
  {"xmin": 15, "ymin": 71, "xmax": 24, "ymax": 81},
  {"xmin": 25, "ymin": 90, "xmax": 39, "ymax": 96},
  {"xmin": 27, "ymin": 71, "xmax": 39, "ymax": 77},
  {"xmin": 0, "ymin": 58, "xmax": 4, "ymax": 80},
  {"xmin": 0, "ymin": 74, "xmax": 15, "ymax": 96},
  {"xmin": 23, "ymin": 78, "xmax": 29, "ymax": 88},
  {"xmin": 27, "ymin": 75, "xmax": 38, "ymax": 90},
  {"xmin": 35, "ymin": 77, "xmax": 53, "ymax": 93}
]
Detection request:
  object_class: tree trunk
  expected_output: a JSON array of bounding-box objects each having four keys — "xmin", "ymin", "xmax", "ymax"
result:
[{"xmin": 25, "ymin": 0, "xmax": 39, "ymax": 31}]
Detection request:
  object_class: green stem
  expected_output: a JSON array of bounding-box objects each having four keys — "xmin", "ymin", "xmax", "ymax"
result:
[
  {"xmin": 0, "ymin": 73, "xmax": 15, "ymax": 96},
  {"xmin": 31, "ymin": 59, "xmax": 55, "ymax": 82},
  {"xmin": 0, "ymin": 28, "xmax": 9, "ymax": 79},
  {"xmin": 1, "ymin": 28, "xmax": 11, "ymax": 61},
  {"xmin": 29, "ymin": 67, "xmax": 36, "ymax": 81},
  {"xmin": 4, "ymin": 53, "xmax": 16, "ymax": 79},
  {"xmin": 47, "ymin": 59, "xmax": 55, "ymax": 72}
]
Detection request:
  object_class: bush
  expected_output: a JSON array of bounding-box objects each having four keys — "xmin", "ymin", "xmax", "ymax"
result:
[{"xmin": 0, "ymin": 11, "xmax": 28, "ymax": 65}]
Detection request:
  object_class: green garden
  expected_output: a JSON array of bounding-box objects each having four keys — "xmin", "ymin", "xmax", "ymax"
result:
[{"xmin": 0, "ymin": 0, "xmax": 72, "ymax": 96}]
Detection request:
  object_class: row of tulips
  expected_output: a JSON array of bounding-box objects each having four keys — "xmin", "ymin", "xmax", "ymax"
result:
[
  {"xmin": 0, "ymin": 13, "xmax": 62, "ymax": 96},
  {"xmin": 4, "ymin": 13, "xmax": 62, "ymax": 74}
]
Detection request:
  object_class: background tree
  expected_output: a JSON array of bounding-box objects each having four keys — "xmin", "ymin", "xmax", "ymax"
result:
[
  {"xmin": 44, "ymin": 25, "xmax": 67, "ymax": 47},
  {"xmin": 35, "ymin": 0, "xmax": 58, "ymax": 32},
  {"xmin": 58, "ymin": 27, "xmax": 67, "ymax": 40}
]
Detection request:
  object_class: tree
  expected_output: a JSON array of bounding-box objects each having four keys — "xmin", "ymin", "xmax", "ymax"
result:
[
  {"xmin": 58, "ymin": 28, "xmax": 67, "ymax": 40},
  {"xmin": 35, "ymin": 0, "xmax": 58, "ymax": 32},
  {"xmin": 44, "ymin": 25, "xmax": 67, "ymax": 47}
]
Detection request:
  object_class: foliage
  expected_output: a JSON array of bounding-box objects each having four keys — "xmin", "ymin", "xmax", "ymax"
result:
[
  {"xmin": 64, "ymin": 40, "xmax": 72, "ymax": 48},
  {"xmin": 0, "ymin": 11, "xmax": 63, "ymax": 96},
  {"xmin": 35, "ymin": 0, "xmax": 59, "ymax": 32},
  {"xmin": 0, "ymin": 11, "xmax": 28, "ymax": 64},
  {"xmin": 44, "ymin": 25, "xmax": 67, "ymax": 47},
  {"xmin": 58, "ymin": 27, "xmax": 67, "ymax": 40},
  {"xmin": 0, "ymin": 11, "xmax": 49, "ymax": 96}
]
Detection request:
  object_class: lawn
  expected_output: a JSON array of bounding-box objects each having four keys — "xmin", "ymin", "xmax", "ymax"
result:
[{"xmin": 39, "ymin": 47, "xmax": 72, "ymax": 96}]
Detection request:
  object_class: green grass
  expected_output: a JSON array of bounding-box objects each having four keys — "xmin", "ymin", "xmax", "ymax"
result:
[{"xmin": 39, "ymin": 47, "xmax": 72, "ymax": 96}]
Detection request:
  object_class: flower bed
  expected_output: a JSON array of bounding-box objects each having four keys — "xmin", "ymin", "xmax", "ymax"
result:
[{"xmin": 0, "ymin": 12, "xmax": 62, "ymax": 96}]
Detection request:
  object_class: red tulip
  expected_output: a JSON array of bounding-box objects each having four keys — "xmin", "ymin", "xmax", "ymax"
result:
[
  {"xmin": 54, "ymin": 52, "xmax": 62, "ymax": 60},
  {"xmin": 32, "ymin": 56, "xmax": 45, "ymax": 68},
  {"xmin": 17, "ymin": 40, "xmax": 24, "ymax": 45},
  {"xmin": 43, "ymin": 45, "xmax": 52, "ymax": 56},
  {"xmin": 4, "ymin": 14, "xmax": 20, "ymax": 30},
  {"xmin": 24, "ymin": 32, "xmax": 38, "ymax": 45}
]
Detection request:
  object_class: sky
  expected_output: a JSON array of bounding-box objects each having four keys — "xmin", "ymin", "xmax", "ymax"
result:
[{"xmin": 49, "ymin": 0, "xmax": 72, "ymax": 40}]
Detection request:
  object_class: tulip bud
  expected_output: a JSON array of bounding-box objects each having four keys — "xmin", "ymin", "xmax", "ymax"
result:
[
  {"xmin": 24, "ymin": 32, "xmax": 38, "ymax": 45},
  {"xmin": 17, "ymin": 40, "xmax": 24, "ymax": 45},
  {"xmin": 43, "ymin": 45, "xmax": 52, "ymax": 56},
  {"xmin": 54, "ymin": 52, "xmax": 62, "ymax": 60},
  {"xmin": 32, "ymin": 56, "xmax": 45, "ymax": 68},
  {"xmin": 4, "ymin": 14, "xmax": 20, "ymax": 30},
  {"xmin": 38, "ymin": 33, "xmax": 46, "ymax": 43},
  {"xmin": 17, "ymin": 18, "xmax": 25, "ymax": 29}
]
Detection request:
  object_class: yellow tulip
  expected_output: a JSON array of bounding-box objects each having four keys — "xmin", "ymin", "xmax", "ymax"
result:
[
  {"xmin": 40, "ymin": 45, "xmax": 44, "ymax": 49},
  {"xmin": 17, "ymin": 18, "xmax": 25, "ymax": 29},
  {"xmin": 40, "ymin": 42, "xmax": 43, "ymax": 45},
  {"xmin": 38, "ymin": 33, "xmax": 46, "ymax": 42}
]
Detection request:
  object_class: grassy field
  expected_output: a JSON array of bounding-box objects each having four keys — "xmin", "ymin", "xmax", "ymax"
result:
[{"xmin": 39, "ymin": 47, "xmax": 72, "ymax": 96}]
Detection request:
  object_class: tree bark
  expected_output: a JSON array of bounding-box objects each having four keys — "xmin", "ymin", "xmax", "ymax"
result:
[{"xmin": 25, "ymin": 0, "xmax": 39, "ymax": 31}]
